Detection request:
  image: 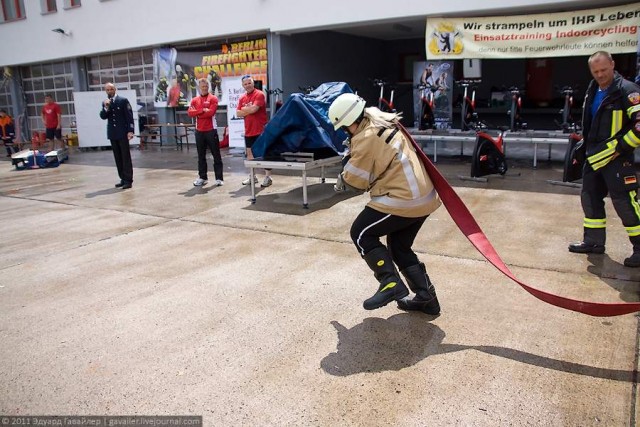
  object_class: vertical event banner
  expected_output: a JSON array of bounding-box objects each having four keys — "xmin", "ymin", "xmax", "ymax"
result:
[
  {"xmin": 413, "ymin": 61, "xmax": 454, "ymax": 129},
  {"xmin": 426, "ymin": 3, "xmax": 639, "ymax": 59},
  {"xmin": 225, "ymin": 77, "xmax": 246, "ymax": 148},
  {"xmin": 153, "ymin": 38, "xmax": 268, "ymax": 108}
]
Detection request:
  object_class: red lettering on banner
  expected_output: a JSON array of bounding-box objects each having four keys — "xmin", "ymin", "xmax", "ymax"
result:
[
  {"xmin": 187, "ymin": 39, "xmax": 269, "ymax": 79},
  {"xmin": 229, "ymin": 39, "xmax": 267, "ymax": 53}
]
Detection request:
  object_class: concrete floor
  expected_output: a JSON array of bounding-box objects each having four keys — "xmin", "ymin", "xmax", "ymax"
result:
[{"xmin": 1, "ymin": 143, "xmax": 640, "ymax": 426}]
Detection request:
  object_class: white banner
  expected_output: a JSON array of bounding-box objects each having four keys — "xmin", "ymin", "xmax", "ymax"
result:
[
  {"xmin": 426, "ymin": 3, "xmax": 640, "ymax": 59},
  {"xmin": 225, "ymin": 77, "xmax": 246, "ymax": 149},
  {"xmin": 73, "ymin": 90, "xmax": 139, "ymax": 148}
]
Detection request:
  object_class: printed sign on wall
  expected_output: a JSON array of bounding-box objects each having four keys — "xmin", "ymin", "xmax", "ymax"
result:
[
  {"xmin": 225, "ymin": 77, "xmax": 246, "ymax": 149},
  {"xmin": 153, "ymin": 38, "xmax": 268, "ymax": 108},
  {"xmin": 426, "ymin": 3, "xmax": 639, "ymax": 59},
  {"xmin": 413, "ymin": 61, "xmax": 454, "ymax": 130}
]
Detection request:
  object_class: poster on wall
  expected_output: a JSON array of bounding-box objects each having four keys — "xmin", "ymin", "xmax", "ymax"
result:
[
  {"xmin": 426, "ymin": 2, "xmax": 639, "ymax": 59},
  {"xmin": 152, "ymin": 38, "xmax": 268, "ymax": 109},
  {"xmin": 413, "ymin": 61, "xmax": 454, "ymax": 130},
  {"xmin": 153, "ymin": 48, "xmax": 177, "ymax": 108}
]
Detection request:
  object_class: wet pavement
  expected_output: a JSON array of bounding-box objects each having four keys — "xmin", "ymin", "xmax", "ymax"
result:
[{"xmin": 1, "ymin": 143, "xmax": 639, "ymax": 425}]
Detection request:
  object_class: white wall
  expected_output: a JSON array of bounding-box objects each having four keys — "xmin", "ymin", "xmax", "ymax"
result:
[{"xmin": 0, "ymin": 0, "xmax": 611, "ymax": 67}]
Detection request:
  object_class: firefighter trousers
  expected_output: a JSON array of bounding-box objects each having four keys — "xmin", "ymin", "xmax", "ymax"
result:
[
  {"xmin": 580, "ymin": 155, "xmax": 640, "ymax": 250},
  {"xmin": 350, "ymin": 206, "xmax": 428, "ymax": 270}
]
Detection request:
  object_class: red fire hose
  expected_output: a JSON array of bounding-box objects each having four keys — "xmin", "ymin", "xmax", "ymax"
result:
[{"xmin": 399, "ymin": 123, "xmax": 640, "ymax": 317}]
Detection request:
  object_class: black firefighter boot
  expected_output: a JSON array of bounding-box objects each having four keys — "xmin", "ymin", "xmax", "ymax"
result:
[
  {"xmin": 362, "ymin": 247, "xmax": 409, "ymax": 310},
  {"xmin": 397, "ymin": 263, "xmax": 441, "ymax": 315},
  {"xmin": 624, "ymin": 242, "xmax": 640, "ymax": 268}
]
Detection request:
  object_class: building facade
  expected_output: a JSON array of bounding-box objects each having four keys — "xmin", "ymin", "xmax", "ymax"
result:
[{"xmin": 0, "ymin": 0, "xmax": 635, "ymax": 141}]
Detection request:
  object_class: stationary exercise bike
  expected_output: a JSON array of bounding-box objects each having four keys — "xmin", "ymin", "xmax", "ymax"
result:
[
  {"xmin": 546, "ymin": 132, "xmax": 584, "ymax": 188},
  {"xmin": 266, "ymin": 88, "xmax": 284, "ymax": 118},
  {"xmin": 417, "ymin": 83, "xmax": 438, "ymax": 130},
  {"xmin": 547, "ymin": 87, "xmax": 583, "ymax": 186},
  {"xmin": 555, "ymin": 85, "xmax": 580, "ymax": 133},
  {"xmin": 468, "ymin": 126, "xmax": 509, "ymax": 179},
  {"xmin": 456, "ymin": 79, "xmax": 485, "ymax": 131},
  {"xmin": 372, "ymin": 79, "xmax": 396, "ymax": 113},
  {"xmin": 507, "ymin": 86, "xmax": 527, "ymax": 132}
]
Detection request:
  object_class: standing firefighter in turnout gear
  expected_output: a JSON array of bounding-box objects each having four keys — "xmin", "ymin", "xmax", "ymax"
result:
[
  {"xmin": 328, "ymin": 93, "xmax": 442, "ymax": 313},
  {"xmin": 569, "ymin": 51, "xmax": 640, "ymax": 267}
]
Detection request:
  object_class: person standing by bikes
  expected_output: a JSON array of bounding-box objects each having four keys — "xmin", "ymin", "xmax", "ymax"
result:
[
  {"xmin": 188, "ymin": 78, "xmax": 223, "ymax": 187},
  {"xmin": 568, "ymin": 51, "xmax": 640, "ymax": 267},
  {"xmin": 328, "ymin": 93, "xmax": 442, "ymax": 314},
  {"xmin": 237, "ymin": 75, "xmax": 272, "ymax": 187}
]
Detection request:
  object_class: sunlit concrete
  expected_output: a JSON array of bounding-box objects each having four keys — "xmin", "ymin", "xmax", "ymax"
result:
[{"xmin": 0, "ymin": 145, "xmax": 638, "ymax": 425}]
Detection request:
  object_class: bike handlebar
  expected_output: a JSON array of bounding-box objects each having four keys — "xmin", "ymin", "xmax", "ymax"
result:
[
  {"xmin": 557, "ymin": 85, "xmax": 577, "ymax": 95},
  {"xmin": 455, "ymin": 79, "xmax": 481, "ymax": 87},
  {"xmin": 371, "ymin": 78, "xmax": 393, "ymax": 87}
]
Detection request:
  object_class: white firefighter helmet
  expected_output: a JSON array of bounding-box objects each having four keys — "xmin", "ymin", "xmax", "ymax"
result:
[{"xmin": 328, "ymin": 93, "xmax": 366, "ymax": 130}]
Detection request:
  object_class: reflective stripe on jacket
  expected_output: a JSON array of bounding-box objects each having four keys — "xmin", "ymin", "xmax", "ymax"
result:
[{"xmin": 583, "ymin": 72, "xmax": 640, "ymax": 170}]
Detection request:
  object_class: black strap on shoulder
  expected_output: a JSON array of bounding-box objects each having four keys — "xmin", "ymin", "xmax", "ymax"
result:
[
  {"xmin": 385, "ymin": 128, "xmax": 399, "ymax": 143},
  {"xmin": 376, "ymin": 127, "xmax": 399, "ymax": 143}
]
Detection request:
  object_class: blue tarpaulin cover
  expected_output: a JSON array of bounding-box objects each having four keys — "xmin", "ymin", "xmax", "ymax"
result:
[{"xmin": 251, "ymin": 82, "xmax": 353, "ymax": 159}]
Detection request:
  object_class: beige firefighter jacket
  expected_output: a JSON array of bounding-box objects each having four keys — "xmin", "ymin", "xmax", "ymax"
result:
[{"xmin": 342, "ymin": 114, "xmax": 441, "ymax": 218}]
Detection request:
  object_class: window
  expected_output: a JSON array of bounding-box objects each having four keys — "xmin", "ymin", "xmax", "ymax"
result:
[
  {"xmin": 63, "ymin": 0, "xmax": 80, "ymax": 8},
  {"xmin": 21, "ymin": 60, "xmax": 75, "ymax": 136},
  {"xmin": 41, "ymin": 0, "xmax": 56, "ymax": 13},
  {"xmin": 87, "ymin": 48, "xmax": 156, "ymax": 122},
  {"xmin": 1, "ymin": 0, "xmax": 26, "ymax": 22},
  {"xmin": 0, "ymin": 68, "xmax": 14, "ymax": 119}
]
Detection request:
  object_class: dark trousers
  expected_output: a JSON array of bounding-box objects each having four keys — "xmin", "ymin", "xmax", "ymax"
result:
[
  {"xmin": 581, "ymin": 155, "xmax": 640, "ymax": 249},
  {"xmin": 3, "ymin": 139, "xmax": 16, "ymax": 156},
  {"xmin": 350, "ymin": 206, "xmax": 428, "ymax": 270},
  {"xmin": 110, "ymin": 138, "xmax": 133, "ymax": 184},
  {"xmin": 195, "ymin": 129, "xmax": 223, "ymax": 181}
]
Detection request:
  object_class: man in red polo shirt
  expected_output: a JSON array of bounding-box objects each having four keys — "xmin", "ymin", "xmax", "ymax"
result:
[
  {"xmin": 188, "ymin": 78, "xmax": 223, "ymax": 187},
  {"xmin": 237, "ymin": 75, "xmax": 271, "ymax": 187},
  {"xmin": 41, "ymin": 94, "xmax": 63, "ymax": 150}
]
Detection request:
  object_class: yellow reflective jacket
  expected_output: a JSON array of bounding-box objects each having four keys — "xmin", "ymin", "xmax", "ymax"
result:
[
  {"xmin": 342, "ymin": 113, "xmax": 441, "ymax": 218},
  {"xmin": 583, "ymin": 72, "xmax": 640, "ymax": 170}
]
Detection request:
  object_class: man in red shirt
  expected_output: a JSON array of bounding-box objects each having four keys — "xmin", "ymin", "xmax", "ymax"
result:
[
  {"xmin": 41, "ymin": 94, "xmax": 62, "ymax": 150},
  {"xmin": 188, "ymin": 78, "xmax": 223, "ymax": 186},
  {"xmin": 237, "ymin": 75, "xmax": 271, "ymax": 187}
]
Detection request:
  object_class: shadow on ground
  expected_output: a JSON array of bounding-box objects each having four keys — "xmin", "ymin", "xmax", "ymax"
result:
[
  {"xmin": 321, "ymin": 313, "xmax": 635, "ymax": 382},
  {"xmin": 241, "ymin": 183, "xmax": 359, "ymax": 215},
  {"xmin": 586, "ymin": 253, "xmax": 640, "ymax": 303}
]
